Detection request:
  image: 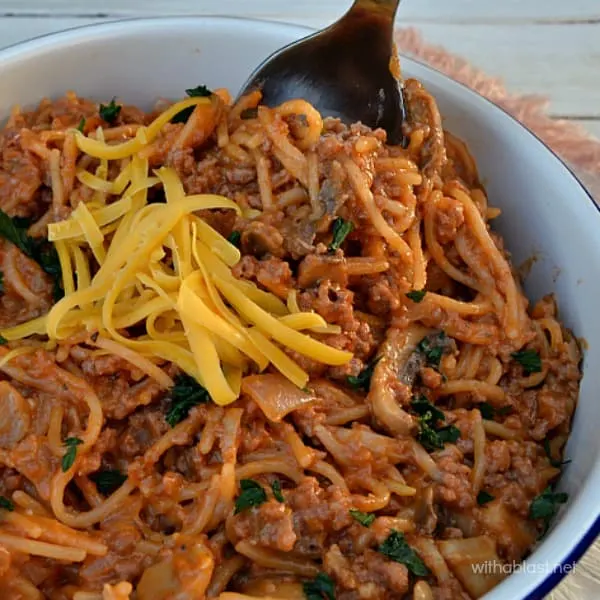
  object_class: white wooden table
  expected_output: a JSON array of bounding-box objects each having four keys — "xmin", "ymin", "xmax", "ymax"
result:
[{"xmin": 0, "ymin": 1, "xmax": 598, "ymax": 598}]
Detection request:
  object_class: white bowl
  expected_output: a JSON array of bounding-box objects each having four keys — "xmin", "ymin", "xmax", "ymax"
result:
[{"xmin": 0, "ymin": 16, "xmax": 598, "ymax": 600}]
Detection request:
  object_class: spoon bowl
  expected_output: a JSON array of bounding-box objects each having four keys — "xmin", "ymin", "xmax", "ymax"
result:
[{"xmin": 239, "ymin": 0, "xmax": 407, "ymax": 145}]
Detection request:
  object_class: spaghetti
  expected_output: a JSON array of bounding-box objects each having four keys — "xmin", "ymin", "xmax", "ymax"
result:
[{"xmin": 0, "ymin": 79, "xmax": 581, "ymax": 600}]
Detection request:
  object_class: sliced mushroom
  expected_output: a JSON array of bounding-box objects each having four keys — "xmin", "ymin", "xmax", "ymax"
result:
[
  {"xmin": 0, "ymin": 381, "xmax": 31, "ymax": 448},
  {"xmin": 137, "ymin": 536, "xmax": 214, "ymax": 600},
  {"xmin": 414, "ymin": 485, "xmax": 438, "ymax": 535},
  {"xmin": 367, "ymin": 325, "xmax": 431, "ymax": 436}
]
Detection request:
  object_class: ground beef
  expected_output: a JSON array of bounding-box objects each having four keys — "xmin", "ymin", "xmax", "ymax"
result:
[
  {"xmin": 298, "ymin": 281, "xmax": 357, "ymax": 331},
  {"xmin": 324, "ymin": 544, "xmax": 410, "ymax": 600},
  {"xmin": 434, "ymin": 445, "xmax": 475, "ymax": 510},
  {"xmin": 232, "ymin": 255, "xmax": 294, "ymax": 300},
  {"xmin": 434, "ymin": 194, "xmax": 465, "ymax": 244},
  {"xmin": 241, "ymin": 221, "xmax": 285, "ymax": 258},
  {"xmin": 0, "ymin": 241, "xmax": 53, "ymax": 328},
  {"xmin": 286, "ymin": 478, "xmax": 353, "ymax": 556},
  {"xmin": 231, "ymin": 500, "xmax": 297, "ymax": 552},
  {"xmin": 297, "ymin": 253, "xmax": 349, "ymax": 288}
]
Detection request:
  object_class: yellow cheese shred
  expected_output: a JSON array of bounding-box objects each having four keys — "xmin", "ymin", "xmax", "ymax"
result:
[
  {"xmin": 71, "ymin": 202, "xmax": 106, "ymax": 264},
  {"xmin": 2, "ymin": 98, "xmax": 353, "ymax": 406}
]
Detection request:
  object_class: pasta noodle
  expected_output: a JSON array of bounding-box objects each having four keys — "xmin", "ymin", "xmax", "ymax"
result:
[{"xmin": 0, "ymin": 79, "xmax": 580, "ymax": 600}]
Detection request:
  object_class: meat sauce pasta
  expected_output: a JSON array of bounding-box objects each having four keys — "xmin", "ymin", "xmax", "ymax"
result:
[{"xmin": 0, "ymin": 79, "xmax": 581, "ymax": 600}]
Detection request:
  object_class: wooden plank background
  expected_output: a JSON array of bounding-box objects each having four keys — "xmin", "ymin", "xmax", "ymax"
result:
[{"xmin": 0, "ymin": 0, "xmax": 598, "ymax": 131}]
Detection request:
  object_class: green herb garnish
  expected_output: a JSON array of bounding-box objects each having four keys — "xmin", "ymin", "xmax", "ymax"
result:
[
  {"xmin": 328, "ymin": 218, "xmax": 354, "ymax": 253},
  {"xmin": 529, "ymin": 487, "xmax": 568, "ymax": 533},
  {"xmin": 77, "ymin": 117, "xmax": 86, "ymax": 133},
  {"xmin": 166, "ymin": 373, "xmax": 211, "ymax": 427},
  {"xmin": 0, "ymin": 210, "xmax": 36, "ymax": 256},
  {"xmin": 0, "ymin": 496, "xmax": 14, "ymax": 512},
  {"xmin": 477, "ymin": 490, "xmax": 495, "ymax": 505},
  {"xmin": 347, "ymin": 357, "xmax": 380, "ymax": 391},
  {"xmin": 303, "ymin": 573, "xmax": 335, "ymax": 600},
  {"xmin": 411, "ymin": 396, "xmax": 445, "ymax": 423},
  {"xmin": 185, "ymin": 85, "xmax": 212, "ymax": 97},
  {"xmin": 406, "ymin": 290, "xmax": 426, "ymax": 303},
  {"xmin": 38, "ymin": 244, "xmax": 63, "ymax": 301},
  {"xmin": 99, "ymin": 98, "xmax": 121, "ymax": 124},
  {"xmin": 227, "ymin": 231, "xmax": 241, "ymax": 248},
  {"xmin": 378, "ymin": 530, "xmax": 429, "ymax": 576},
  {"xmin": 417, "ymin": 332, "xmax": 448, "ymax": 369},
  {"xmin": 476, "ymin": 403, "xmax": 512, "ymax": 420},
  {"xmin": 0, "ymin": 335, "xmax": 6, "ymax": 346},
  {"xmin": 349, "ymin": 509, "xmax": 375, "ymax": 527},
  {"xmin": 62, "ymin": 437, "xmax": 83, "ymax": 472},
  {"xmin": 418, "ymin": 422, "xmax": 460, "ymax": 452},
  {"xmin": 234, "ymin": 479, "xmax": 267, "ymax": 514},
  {"xmin": 171, "ymin": 85, "xmax": 213, "ymax": 123},
  {"xmin": 272, "ymin": 480, "xmax": 284, "ymax": 503},
  {"xmin": 410, "ymin": 396, "xmax": 460, "ymax": 452},
  {"xmin": 436, "ymin": 425, "xmax": 461, "ymax": 444},
  {"xmin": 477, "ymin": 402, "xmax": 495, "ymax": 420},
  {"xmin": 512, "ymin": 349, "xmax": 542, "ymax": 374},
  {"xmin": 90, "ymin": 469, "xmax": 128, "ymax": 496},
  {"xmin": 0, "ymin": 209, "xmax": 63, "ymax": 300}
]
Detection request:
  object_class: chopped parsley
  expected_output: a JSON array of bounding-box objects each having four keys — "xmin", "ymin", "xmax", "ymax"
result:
[
  {"xmin": 272, "ymin": 480, "xmax": 285, "ymax": 503},
  {"xmin": 185, "ymin": 85, "xmax": 212, "ymax": 97},
  {"xmin": 98, "ymin": 98, "xmax": 121, "ymax": 124},
  {"xmin": 90, "ymin": 469, "xmax": 128, "ymax": 496},
  {"xmin": 0, "ymin": 496, "xmax": 14, "ymax": 512},
  {"xmin": 476, "ymin": 402, "xmax": 512, "ymax": 420},
  {"xmin": 328, "ymin": 218, "xmax": 354, "ymax": 253},
  {"xmin": 529, "ymin": 487, "xmax": 568, "ymax": 534},
  {"xmin": 417, "ymin": 332, "xmax": 448, "ymax": 369},
  {"xmin": 543, "ymin": 439, "xmax": 571, "ymax": 469},
  {"xmin": 410, "ymin": 396, "xmax": 460, "ymax": 452},
  {"xmin": 234, "ymin": 479, "xmax": 267, "ymax": 514},
  {"xmin": 171, "ymin": 84, "xmax": 213, "ymax": 123},
  {"xmin": 303, "ymin": 573, "xmax": 335, "ymax": 600},
  {"xmin": 0, "ymin": 209, "xmax": 63, "ymax": 301},
  {"xmin": 477, "ymin": 490, "xmax": 495, "ymax": 505},
  {"xmin": 165, "ymin": 373, "xmax": 211, "ymax": 427},
  {"xmin": 0, "ymin": 210, "xmax": 36, "ymax": 256},
  {"xmin": 406, "ymin": 290, "xmax": 426, "ymax": 303},
  {"xmin": 227, "ymin": 230, "xmax": 242, "ymax": 248},
  {"xmin": 347, "ymin": 357, "xmax": 380, "ymax": 392},
  {"xmin": 378, "ymin": 530, "xmax": 429, "ymax": 577},
  {"xmin": 411, "ymin": 396, "xmax": 445, "ymax": 423},
  {"xmin": 61, "ymin": 437, "xmax": 83, "ymax": 472},
  {"xmin": 38, "ymin": 244, "xmax": 63, "ymax": 301},
  {"xmin": 477, "ymin": 402, "xmax": 496, "ymax": 420},
  {"xmin": 349, "ymin": 509, "xmax": 375, "ymax": 527},
  {"xmin": 435, "ymin": 425, "xmax": 461, "ymax": 445},
  {"xmin": 512, "ymin": 349, "xmax": 542, "ymax": 374},
  {"xmin": 0, "ymin": 335, "xmax": 6, "ymax": 346},
  {"xmin": 77, "ymin": 117, "xmax": 86, "ymax": 133}
]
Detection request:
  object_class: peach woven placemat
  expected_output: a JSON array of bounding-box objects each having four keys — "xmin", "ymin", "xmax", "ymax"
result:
[
  {"xmin": 394, "ymin": 28, "xmax": 600, "ymax": 600},
  {"xmin": 396, "ymin": 28, "xmax": 600, "ymax": 202}
]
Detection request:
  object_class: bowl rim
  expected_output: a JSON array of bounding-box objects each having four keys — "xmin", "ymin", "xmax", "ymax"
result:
[{"xmin": 0, "ymin": 14, "xmax": 598, "ymax": 599}]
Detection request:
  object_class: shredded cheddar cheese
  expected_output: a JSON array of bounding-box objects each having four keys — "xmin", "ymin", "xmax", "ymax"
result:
[{"xmin": 1, "ymin": 107, "xmax": 352, "ymax": 405}]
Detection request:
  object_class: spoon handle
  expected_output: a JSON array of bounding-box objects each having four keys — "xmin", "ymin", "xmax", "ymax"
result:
[{"xmin": 349, "ymin": 0, "xmax": 401, "ymax": 19}]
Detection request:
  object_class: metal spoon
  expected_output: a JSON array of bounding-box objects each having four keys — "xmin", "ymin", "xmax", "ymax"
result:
[{"xmin": 239, "ymin": 0, "xmax": 406, "ymax": 145}]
